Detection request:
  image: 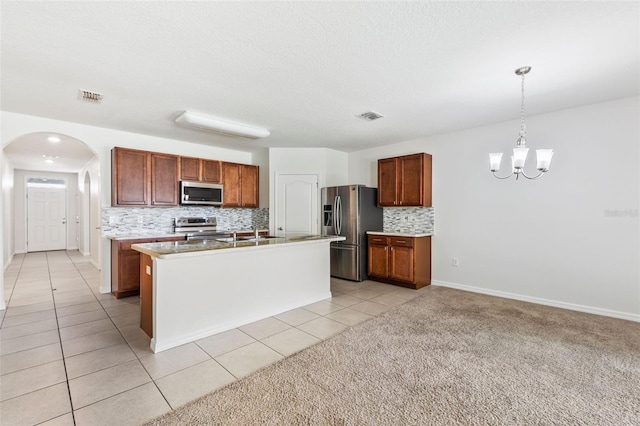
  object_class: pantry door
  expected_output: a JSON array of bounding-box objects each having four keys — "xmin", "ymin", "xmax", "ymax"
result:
[
  {"xmin": 27, "ymin": 187, "xmax": 67, "ymax": 252},
  {"xmin": 275, "ymin": 174, "xmax": 319, "ymax": 237}
]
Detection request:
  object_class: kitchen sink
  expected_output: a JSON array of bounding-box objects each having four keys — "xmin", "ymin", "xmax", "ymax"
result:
[
  {"xmin": 215, "ymin": 235, "xmax": 280, "ymax": 242},
  {"xmin": 237, "ymin": 235, "xmax": 281, "ymax": 241},
  {"xmin": 215, "ymin": 237, "xmax": 236, "ymax": 242}
]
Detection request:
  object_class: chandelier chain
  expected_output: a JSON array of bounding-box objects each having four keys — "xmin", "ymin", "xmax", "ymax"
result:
[{"xmin": 519, "ymin": 72, "xmax": 527, "ymax": 139}]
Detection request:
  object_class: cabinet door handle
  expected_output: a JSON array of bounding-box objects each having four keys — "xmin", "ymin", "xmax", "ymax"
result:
[{"xmin": 396, "ymin": 240, "xmax": 406, "ymax": 244}]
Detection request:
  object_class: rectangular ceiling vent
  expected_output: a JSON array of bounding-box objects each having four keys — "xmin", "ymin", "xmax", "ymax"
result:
[
  {"xmin": 77, "ymin": 89, "xmax": 104, "ymax": 104},
  {"xmin": 357, "ymin": 110, "xmax": 384, "ymax": 121}
]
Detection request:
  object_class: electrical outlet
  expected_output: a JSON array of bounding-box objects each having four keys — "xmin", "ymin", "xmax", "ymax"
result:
[
  {"xmin": 452, "ymin": 257, "xmax": 459, "ymax": 267},
  {"xmin": 137, "ymin": 216, "xmax": 144, "ymax": 224}
]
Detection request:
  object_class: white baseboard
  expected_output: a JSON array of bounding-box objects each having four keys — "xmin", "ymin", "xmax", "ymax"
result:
[
  {"xmin": 89, "ymin": 259, "xmax": 100, "ymax": 269},
  {"xmin": 4, "ymin": 253, "xmax": 15, "ymax": 271},
  {"xmin": 432, "ymin": 280, "xmax": 640, "ymax": 323}
]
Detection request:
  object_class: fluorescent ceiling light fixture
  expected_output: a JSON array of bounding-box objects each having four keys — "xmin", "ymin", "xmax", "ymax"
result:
[
  {"xmin": 175, "ymin": 111, "xmax": 270, "ymax": 139},
  {"xmin": 47, "ymin": 136, "xmax": 61, "ymax": 143}
]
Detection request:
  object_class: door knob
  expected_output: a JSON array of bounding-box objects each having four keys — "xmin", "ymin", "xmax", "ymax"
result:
[{"xmin": 278, "ymin": 227, "xmax": 283, "ymax": 230}]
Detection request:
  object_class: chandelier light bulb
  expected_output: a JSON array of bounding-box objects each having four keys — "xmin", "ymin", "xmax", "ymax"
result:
[
  {"xmin": 512, "ymin": 147, "xmax": 529, "ymax": 170},
  {"xmin": 489, "ymin": 153, "xmax": 503, "ymax": 172},
  {"xmin": 536, "ymin": 149, "xmax": 554, "ymax": 172}
]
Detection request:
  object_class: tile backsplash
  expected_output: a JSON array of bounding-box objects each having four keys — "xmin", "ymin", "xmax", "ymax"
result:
[
  {"xmin": 102, "ymin": 206, "xmax": 269, "ymax": 236},
  {"xmin": 102, "ymin": 205, "xmax": 432, "ymax": 237},
  {"xmin": 383, "ymin": 207, "xmax": 434, "ymax": 234}
]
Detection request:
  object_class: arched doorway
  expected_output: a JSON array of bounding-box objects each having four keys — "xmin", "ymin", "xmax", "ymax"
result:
[{"xmin": 3, "ymin": 132, "xmax": 101, "ymax": 286}]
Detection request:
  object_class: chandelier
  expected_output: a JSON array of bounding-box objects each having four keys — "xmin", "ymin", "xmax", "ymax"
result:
[{"xmin": 489, "ymin": 66, "xmax": 554, "ymax": 180}]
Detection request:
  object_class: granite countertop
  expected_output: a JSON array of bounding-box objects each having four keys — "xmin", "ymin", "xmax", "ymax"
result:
[
  {"xmin": 106, "ymin": 229, "xmax": 269, "ymax": 241},
  {"xmin": 106, "ymin": 233, "xmax": 186, "ymax": 241},
  {"xmin": 366, "ymin": 231, "xmax": 433, "ymax": 237},
  {"xmin": 131, "ymin": 235, "xmax": 345, "ymax": 259}
]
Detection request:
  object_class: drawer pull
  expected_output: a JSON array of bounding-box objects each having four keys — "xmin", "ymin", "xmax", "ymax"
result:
[{"xmin": 396, "ymin": 240, "xmax": 406, "ymax": 243}]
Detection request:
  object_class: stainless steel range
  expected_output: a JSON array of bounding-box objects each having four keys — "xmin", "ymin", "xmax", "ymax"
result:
[{"xmin": 173, "ymin": 217, "xmax": 228, "ymax": 241}]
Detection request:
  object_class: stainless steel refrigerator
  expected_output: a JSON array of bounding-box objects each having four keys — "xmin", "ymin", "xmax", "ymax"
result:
[{"xmin": 321, "ymin": 185, "xmax": 383, "ymax": 281}]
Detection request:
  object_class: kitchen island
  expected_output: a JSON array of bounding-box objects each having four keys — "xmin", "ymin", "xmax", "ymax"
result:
[{"xmin": 132, "ymin": 235, "xmax": 344, "ymax": 353}]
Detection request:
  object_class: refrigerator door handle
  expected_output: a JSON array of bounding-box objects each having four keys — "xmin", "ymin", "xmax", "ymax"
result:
[
  {"xmin": 332, "ymin": 245, "xmax": 356, "ymax": 250},
  {"xmin": 333, "ymin": 195, "xmax": 340, "ymax": 235},
  {"xmin": 336, "ymin": 195, "xmax": 342, "ymax": 235}
]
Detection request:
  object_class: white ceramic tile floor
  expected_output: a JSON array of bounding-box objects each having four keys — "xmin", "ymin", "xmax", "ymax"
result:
[{"xmin": 0, "ymin": 250, "xmax": 428, "ymax": 425}]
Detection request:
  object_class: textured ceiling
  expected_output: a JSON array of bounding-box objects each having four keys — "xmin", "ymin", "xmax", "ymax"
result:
[{"xmin": 1, "ymin": 1, "xmax": 638, "ymax": 171}]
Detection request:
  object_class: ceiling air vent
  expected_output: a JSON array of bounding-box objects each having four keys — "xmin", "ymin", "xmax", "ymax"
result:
[
  {"xmin": 77, "ymin": 89, "xmax": 104, "ymax": 104},
  {"xmin": 357, "ymin": 111, "xmax": 384, "ymax": 121}
]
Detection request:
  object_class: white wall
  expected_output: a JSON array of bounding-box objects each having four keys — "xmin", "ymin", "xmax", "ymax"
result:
[
  {"xmin": 2, "ymin": 155, "xmax": 15, "ymax": 269},
  {"xmin": 78, "ymin": 157, "xmax": 101, "ymax": 265},
  {"xmin": 1, "ymin": 111, "xmax": 255, "ymax": 294},
  {"xmin": 0, "ymin": 152, "xmax": 14, "ymax": 309},
  {"xmin": 348, "ymin": 96, "xmax": 640, "ymax": 320},
  {"xmin": 267, "ymin": 147, "xmax": 349, "ymax": 232}
]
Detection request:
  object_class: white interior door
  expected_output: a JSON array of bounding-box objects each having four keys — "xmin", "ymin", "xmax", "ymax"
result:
[
  {"xmin": 275, "ymin": 174, "xmax": 319, "ymax": 237},
  {"xmin": 27, "ymin": 187, "xmax": 67, "ymax": 252}
]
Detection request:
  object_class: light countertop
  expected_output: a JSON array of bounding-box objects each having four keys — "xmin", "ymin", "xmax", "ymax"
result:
[
  {"xmin": 367, "ymin": 231, "xmax": 433, "ymax": 237},
  {"xmin": 106, "ymin": 229, "xmax": 269, "ymax": 241},
  {"xmin": 132, "ymin": 235, "xmax": 345, "ymax": 259},
  {"xmin": 107, "ymin": 233, "xmax": 186, "ymax": 241}
]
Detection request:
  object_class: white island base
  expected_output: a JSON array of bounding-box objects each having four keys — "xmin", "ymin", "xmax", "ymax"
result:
[{"xmin": 136, "ymin": 237, "xmax": 341, "ymax": 353}]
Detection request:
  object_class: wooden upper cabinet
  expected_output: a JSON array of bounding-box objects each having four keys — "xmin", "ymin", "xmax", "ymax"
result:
[
  {"xmin": 239, "ymin": 164, "xmax": 258, "ymax": 208},
  {"xmin": 112, "ymin": 147, "xmax": 178, "ymax": 207},
  {"xmin": 377, "ymin": 158, "xmax": 398, "ymax": 207},
  {"xmin": 112, "ymin": 148, "xmax": 148, "ymax": 206},
  {"xmin": 180, "ymin": 157, "xmax": 201, "ymax": 181},
  {"xmin": 222, "ymin": 162, "xmax": 241, "ymax": 207},
  {"xmin": 180, "ymin": 157, "xmax": 221, "ymax": 183},
  {"xmin": 377, "ymin": 153, "xmax": 432, "ymax": 207},
  {"xmin": 222, "ymin": 162, "xmax": 259, "ymax": 208},
  {"xmin": 150, "ymin": 153, "xmax": 179, "ymax": 206},
  {"xmin": 201, "ymin": 160, "xmax": 221, "ymax": 183}
]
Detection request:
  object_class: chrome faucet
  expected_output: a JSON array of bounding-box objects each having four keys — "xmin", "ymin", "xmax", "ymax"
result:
[
  {"xmin": 254, "ymin": 227, "xmax": 260, "ymax": 239},
  {"xmin": 232, "ymin": 231, "xmax": 237, "ymax": 241}
]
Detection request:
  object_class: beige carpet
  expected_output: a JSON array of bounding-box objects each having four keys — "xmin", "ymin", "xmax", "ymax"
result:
[{"xmin": 147, "ymin": 287, "xmax": 640, "ymax": 425}]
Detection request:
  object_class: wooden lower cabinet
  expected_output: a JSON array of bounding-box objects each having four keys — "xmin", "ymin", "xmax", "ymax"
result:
[
  {"xmin": 140, "ymin": 253, "xmax": 153, "ymax": 338},
  {"xmin": 367, "ymin": 235, "xmax": 431, "ymax": 289},
  {"xmin": 111, "ymin": 236, "xmax": 184, "ymax": 298}
]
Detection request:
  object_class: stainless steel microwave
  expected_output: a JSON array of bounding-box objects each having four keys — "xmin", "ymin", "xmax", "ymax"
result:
[{"xmin": 180, "ymin": 181, "xmax": 223, "ymax": 206}]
